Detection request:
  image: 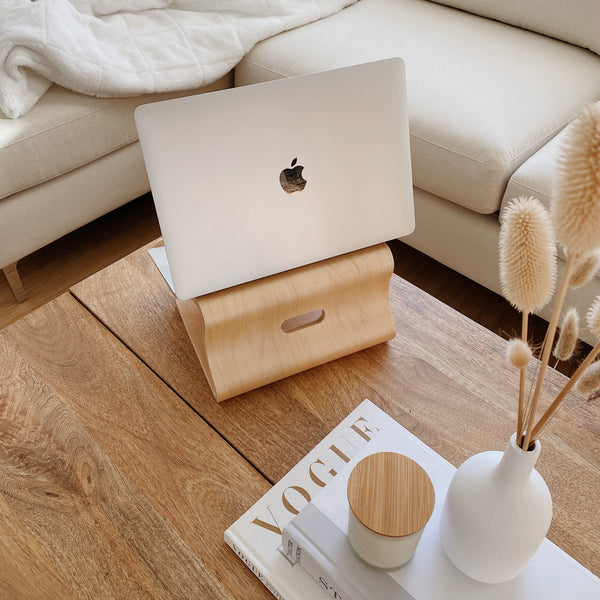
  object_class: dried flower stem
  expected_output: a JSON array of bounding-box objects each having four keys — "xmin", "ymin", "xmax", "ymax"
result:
[
  {"xmin": 517, "ymin": 311, "xmax": 528, "ymax": 444},
  {"xmin": 530, "ymin": 339, "xmax": 600, "ymax": 441},
  {"xmin": 522, "ymin": 254, "xmax": 575, "ymax": 449}
]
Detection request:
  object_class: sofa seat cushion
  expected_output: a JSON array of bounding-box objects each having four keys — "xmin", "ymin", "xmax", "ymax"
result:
[
  {"xmin": 501, "ymin": 98, "xmax": 600, "ymax": 216},
  {"xmin": 500, "ymin": 129, "xmax": 560, "ymax": 216},
  {"xmin": 235, "ymin": 0, "xmax": 600, "ymax": 215},
  {"xmin": 0, "ymin": 80, "xmax": 227, "ymax": 201}
]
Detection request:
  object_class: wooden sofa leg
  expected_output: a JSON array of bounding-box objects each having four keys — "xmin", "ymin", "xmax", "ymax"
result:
[{"xmin": 2, "ymin": 262, "xmax": 27, "ymax": 302}]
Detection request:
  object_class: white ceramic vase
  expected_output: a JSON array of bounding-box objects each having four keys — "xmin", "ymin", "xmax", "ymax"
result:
[{"xmin": 439, "ymin": 433, "xmax": 552, "ymax": 583}]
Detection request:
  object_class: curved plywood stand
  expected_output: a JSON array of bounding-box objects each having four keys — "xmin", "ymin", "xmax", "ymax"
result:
[{"xmin": 176, "ymin": 243, "xmax": 396, "ymax": 401}]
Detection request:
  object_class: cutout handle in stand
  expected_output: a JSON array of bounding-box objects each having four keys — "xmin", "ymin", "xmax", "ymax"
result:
[
  {"xmin": 281, "ymin": 309, "xmax": 325, "ymax": 333},
  {"xmin": 176, "ymin": 243, "xmax": 396, "ymax": 401}
]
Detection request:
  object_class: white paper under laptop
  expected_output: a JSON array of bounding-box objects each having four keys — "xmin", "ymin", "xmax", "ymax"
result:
[
  {"xmin": 135, "ymin": 58, "xmax": 414, "ymax": 299},
  {"xmin": 148, "ymin": 246, "xmax": 175, "ymax": 293}
]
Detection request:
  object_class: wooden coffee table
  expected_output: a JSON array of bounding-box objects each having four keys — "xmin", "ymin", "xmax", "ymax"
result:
[{"xmin": 1, "ymin": 240, "xmax": 599, "ymax": 598}]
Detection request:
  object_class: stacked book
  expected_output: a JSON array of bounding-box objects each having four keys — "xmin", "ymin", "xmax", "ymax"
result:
[{"xmin": 225, "ymin": 400, "xmax": 600, "ymax": 599}]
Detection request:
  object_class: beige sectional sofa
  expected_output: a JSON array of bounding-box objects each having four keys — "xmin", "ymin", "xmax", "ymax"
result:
[
  {"xmin": 2, "ymin": 0, "xmax": 600, "ymax": 343},
  {"xmin": 236, "ymin": 0, "xmax": 600, "ymax": 342}
]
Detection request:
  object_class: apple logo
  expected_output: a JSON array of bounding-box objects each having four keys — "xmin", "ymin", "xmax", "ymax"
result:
[{"xmin": 279, "ymin": 157, "xmax": 307, "ymax": 193}]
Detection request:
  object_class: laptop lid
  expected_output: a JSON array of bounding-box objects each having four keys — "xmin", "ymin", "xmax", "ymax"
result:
[{"xmin": 134, "ymin": 58, "xmax": 414, "ymax": 299}]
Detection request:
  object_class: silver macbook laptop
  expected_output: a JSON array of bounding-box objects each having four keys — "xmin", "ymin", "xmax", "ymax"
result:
[{"xmin": 135, "ymin": 58, "xmax": 414, "ymax": 299}]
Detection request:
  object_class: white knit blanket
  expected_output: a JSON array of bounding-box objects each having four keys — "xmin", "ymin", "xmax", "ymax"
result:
[{"xmin": 0, "ymin": 0, "xmax": 356, "ymax": 119}]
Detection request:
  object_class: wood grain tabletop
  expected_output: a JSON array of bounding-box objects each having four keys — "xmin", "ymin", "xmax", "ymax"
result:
[
  {"xmin": 2, "ymin": 239, "xmax": 598, "ymax": 598},
  {"xmin": 1, "ymin": 293, "xmax": 271, "ymax": 599},
  {"xmin": 70, "ymin": 241, "xmax": 600, "ymax": 576}
]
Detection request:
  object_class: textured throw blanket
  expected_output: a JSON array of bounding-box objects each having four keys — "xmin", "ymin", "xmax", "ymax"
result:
[{"xmin": 0, "ymin": 0, "xmax": 356, "ymax": 119}]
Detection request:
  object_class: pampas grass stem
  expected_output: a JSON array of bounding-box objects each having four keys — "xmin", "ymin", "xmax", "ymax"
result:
[
  {"xmin": 499, "ymin": 195, "xmax": 556, "ymax": 447},
  {"xmin": 522, "ymin": 254, "xmax": 575, "ymax": 449},
  {"xmin": 517, "ymin": 313, "xmax": 528, "ymax": 444},
  {"xmin": 531, "ymin": 339, "xmax": 600, "ymax": 441},
  {"xmin": 498, "ymin": 105, "xmax": 600, "ymax": 449},
  {"xmin": 530, "ymin": 293, "xmax": 600, "ymax": 441}
]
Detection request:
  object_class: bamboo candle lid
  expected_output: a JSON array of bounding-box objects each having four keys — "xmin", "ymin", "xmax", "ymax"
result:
[{"xmin": 347, "ymin": 452, "xmax": 435, "ymax": 538}]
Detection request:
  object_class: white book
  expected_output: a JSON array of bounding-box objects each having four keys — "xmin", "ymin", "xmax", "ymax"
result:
[
  {"xmin": 224, "ymin": 399, "xmax": 397, "ymax": 600},
  {"xmin": 225, "ymin": 401, "xmax": 600, "ymax": 599},
  {"xmin": 282, "ymin": 501, "xmax": 415, "ymax": 600}
]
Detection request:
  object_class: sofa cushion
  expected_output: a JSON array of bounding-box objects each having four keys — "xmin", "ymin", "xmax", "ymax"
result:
[
  {"xmin": 0, "ymin": 76, "xmax": 230, "ymax": 201},
  {"xmin": 500, "ymin": 129, "xmax": 560, "ymax": 216},
  {"xmin": 430, "ymin": 0, "xmax": 600, "ymax": 56},
  {"xmin": 501, "ymin": 98, "xmax": 600, "ymax": 217},
  {"xmin": 0, "ymin": 142, "xmax": 151, "ymax": 268},
  {"xmin": 235, "ymin": 0, "xmax": 600, "ymax": 214}
]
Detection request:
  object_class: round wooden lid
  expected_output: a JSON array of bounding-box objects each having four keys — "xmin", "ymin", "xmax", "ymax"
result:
[{"xmin": 347, "ymin": 452, "xmax": 435, "ymax": 538}]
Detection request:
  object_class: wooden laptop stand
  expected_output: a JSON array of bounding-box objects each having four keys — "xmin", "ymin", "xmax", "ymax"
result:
[{"xmin": 176, "ymin": 243, "xmax": 396, "ymax": 401}]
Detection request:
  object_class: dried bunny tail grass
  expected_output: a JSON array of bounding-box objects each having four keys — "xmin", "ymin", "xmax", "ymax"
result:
[
  {"xmin": 569, "ymin": 249, "xmax": 600, "ymax": 288},
  {"xmin": 553, "ymin": 307, "xmax": 579, "ymax": 361},
  {"xmin": 552, "ymin": 103, "xmax": 600, "ymax": 255},
  {"xmin": 588, "ymin": 389, "xmax": 600, "ymax": 402},
  {"xmin": 587, "ymin": 295, "xmax": 600, "ymax": 339},
  {"xmin": 499, "ymin": 196, "xmax": 556, "ymax": 313},
  {"xmin": 575, "ymin": 360, "xmax": 600, "ymax": 396},
  {"xmin": 507, "ymin": 338, "xmax": 532, "ymax": 368}
]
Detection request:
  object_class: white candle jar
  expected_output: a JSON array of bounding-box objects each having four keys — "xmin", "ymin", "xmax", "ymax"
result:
[{"xmin": 346, "ymin": 452, "xmax": 435, "ymax": 570}]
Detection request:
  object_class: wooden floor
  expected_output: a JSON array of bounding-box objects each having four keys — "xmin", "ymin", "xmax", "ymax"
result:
[{"xmin": 0, "ymin": 196, "xmax": 584, "ymax": 374}]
